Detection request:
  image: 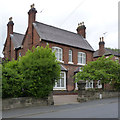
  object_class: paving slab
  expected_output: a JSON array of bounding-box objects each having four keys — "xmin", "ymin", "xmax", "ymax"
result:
[{"xmin": 53, "ymin": 95, "xmax": 78, "ymax": 105}]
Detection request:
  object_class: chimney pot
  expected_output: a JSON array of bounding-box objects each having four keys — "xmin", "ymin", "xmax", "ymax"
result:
[
  {"xmin": 82, "ymin": 22, "xmax": 84, "ymax": 25},
  {"xmin": 76, "ymin": 21, "xmax": 86, "ymax": 38},
  {"xmin": 102, "ymin": 37, "xmax": 104, "ymax": 42},
  {"xmin": 9, "ymin": 17, "xmax": 12, "ymax": 22},
  {"xmin": 31, "ymin": 3, "xmax": 35, "ymax": 8}
]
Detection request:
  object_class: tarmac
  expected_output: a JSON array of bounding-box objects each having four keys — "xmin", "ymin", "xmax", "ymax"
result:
[{"xmin": 2, "ymin": 96, "xmax": 118, "ymax": 118}]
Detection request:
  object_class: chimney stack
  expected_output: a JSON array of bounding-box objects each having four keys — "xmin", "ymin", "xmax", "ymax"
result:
[
  {"xmin": 76, "ymin": 22, "xmax": 86, "ymax": 38},
  {"xmin": 99, "ymin": 37, "xmax": 105, "ymax": 56},
  {"xmin": 7, "ymin": 17, "xmax": 14, "ymax": 37},
  {"xmin": 28, "ymin": 4, "xmax": 37, "ymax": 27}
]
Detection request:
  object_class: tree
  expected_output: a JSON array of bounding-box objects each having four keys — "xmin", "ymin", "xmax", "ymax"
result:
[{"xmin": 75, "ymin": 55, "xmax": 120, "ymax": 90}]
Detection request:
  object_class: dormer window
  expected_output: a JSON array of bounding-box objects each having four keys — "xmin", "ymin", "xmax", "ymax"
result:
[
  {"xmin": 77, "ymin": 52, "xmax": 86, "ymax": 65},
  {"xmin": 52, "ymin": 47, "xmax": 63, "ymax": 62}
]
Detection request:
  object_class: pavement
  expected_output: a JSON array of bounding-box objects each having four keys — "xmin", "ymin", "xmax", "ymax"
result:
[{"xmin": 53, "ymin": 95, "xmax": 78, "ymax": 105}]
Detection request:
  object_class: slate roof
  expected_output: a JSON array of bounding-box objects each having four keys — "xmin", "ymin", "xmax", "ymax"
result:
[
  {"xmin": 10, "ymin": 32, "xmax": 24, "ymax": 49},
  {"xmin": 33, "ymin": 21, "xmax": 94, "ymax": 52},
  {"xmin": 93, "ymin": 48, "xmax": 120, "ymax": 57}
]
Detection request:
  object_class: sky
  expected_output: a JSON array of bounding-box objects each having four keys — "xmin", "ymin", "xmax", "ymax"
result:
[{"xmin": 0, "ymin": 0, "xmax": 119, "ymax": 57}]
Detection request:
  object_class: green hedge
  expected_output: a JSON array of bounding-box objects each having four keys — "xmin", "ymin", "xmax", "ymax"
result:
[{"xmin": 2, "ymin": 46, "xmax": 61, "ymax": 98}]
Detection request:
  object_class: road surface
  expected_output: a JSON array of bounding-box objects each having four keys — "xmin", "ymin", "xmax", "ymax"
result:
[{"xmin": 3, "ymin": 97, "xmax": 119, "ymax": 118}]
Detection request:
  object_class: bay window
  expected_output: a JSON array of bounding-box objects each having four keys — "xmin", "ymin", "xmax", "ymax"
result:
[{"xmin": 54, "ymin": 72, "xmax": 66, "ymax": 90}]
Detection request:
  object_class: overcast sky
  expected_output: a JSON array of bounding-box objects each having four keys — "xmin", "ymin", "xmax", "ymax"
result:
[{"xmin": 0, "ymin": 0, "xmax": 119, "ymax": 57}]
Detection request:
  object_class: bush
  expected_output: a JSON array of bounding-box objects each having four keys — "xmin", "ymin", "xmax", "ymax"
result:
[
  {"xmin": 2, "ymin": 60, "xmax": 24, "ymax": 98},
  {"xmin": 2, "ymin": 46, "xmax": 61, "ymax": 98},
  {"xmin": 19, "ymin": 46, "xmax": 60, "ymax": 98}
]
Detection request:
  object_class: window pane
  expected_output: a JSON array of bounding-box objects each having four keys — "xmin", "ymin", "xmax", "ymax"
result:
[
  {"xmin": 80, "ymin": 56, "xmax": 82, "ymax": 63},
  {"xmin": 83, "ymin": 57, "xmax": 85, "ymax": 64},
  {"xmin": 56, "ymin": 52, "xmax": 58, "ymax": 60},
  {"xmin": 57, "ymin": 79, "xmax": 60, "ymax": 87},
  {"xmin": 59, "ymin": 53, "xmax": 62, "ymax": 61},
  {"xmin": 90, "ymin": 82, "xmax": 92, "ymax": 87},
  {"xmin": 61, "ymin": 73, "xmax": 64, "ymax": 78},
  {"xmin": 69, "ymin": 50, "xmax": 72, "ymax": 62},
  {"xmin": 59, "ymin": 48, "xmax": 61, "ymax": 53},
  {"xmin": 19, "ymin": 52, "xmax": 21, "ymax": 57},
  {"xmin": 61, "ymin": 78, "xmax": 64, "ymax": 87},
  {"xmin": 86, "ymin": 82, "xmax": 89, "ymax": 87}
]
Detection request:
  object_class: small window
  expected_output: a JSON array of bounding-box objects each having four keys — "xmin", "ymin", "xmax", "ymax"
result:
[
  {"xmin": 85, "ymin": 80, "xmax": 93, "ymax": 89},
  {"xmin": 78, "ymin": 52, "xmax": 86, "ymax": 65},
  {"xmin": 115, "ymin": 57, "xmax": 119, "ymax": 61},
  {"xmin": 97, "ymin": 80, "xmax": 102, "ymax": 88},
  {"xmin": 19, "ymin": 52, "xmax": 21, "ymax": 57},
  {"xmin": 46, "ymin": 42, "xmax": 49, "ymax": 45},
  {"xmin": 69, "ymin": 50, "xmax": 72, "ymax": 62},
  {"xmin": 52, "ymin": 47, "xmax": 63, "ymax": 62}
]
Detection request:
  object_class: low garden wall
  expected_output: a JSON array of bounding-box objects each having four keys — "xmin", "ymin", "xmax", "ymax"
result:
[
  {"xmin": 77, "ymin": 81, "xmax": 118, "ymax": 102},
  {"xmin": 2, "ymin": 92, "xmax": 54, "ymax": 110}
]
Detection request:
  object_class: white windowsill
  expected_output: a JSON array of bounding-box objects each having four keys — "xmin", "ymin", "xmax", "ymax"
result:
[
  {"xmin": 75, "ymin": 88, "xmax": 78, "ymax": 90},
  {"xmin": 77, "ymin": 63, "xmax": 86, "ymax": 66},
  {"xmin": 59, "ymin": 60, "xmax": 64, "ymax": 63},
  {"xmin": 85, "ymin": 87, "xmax": 93, "ymax": 90},
  {"xmin": 53, "ymin": 88, "xmax": 66, "ymax": 90},
  {"xmin": 68, "ymin": 62, "xmax": 74, "ymax": 64}
]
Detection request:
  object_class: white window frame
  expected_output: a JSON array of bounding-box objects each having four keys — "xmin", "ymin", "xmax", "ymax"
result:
[
  {"xmin": 106, "ymin": 56, "xmax": 109, "ymax": 58},
  {"xmin": 85, "ymin": 80, "xmax": 93, "ymax": 89},
  {"xmin": 97, "ymin": 80, "xmax": 102, "ymax": 88},
  {"xmin": 77, "ymin": 52, "xmax": 86, "ymax": 65},
  {"xmin": 115, "ymin": 57, "xmax": 119, "ymax": 61},
  {"xmin": 54, "ymin": 71, "xmax": 66, "ymax": 90},
  {"xmin": 19, "ymin": 52, "xmax": 21, "ymax": 57},
  {"xmin": 52, "ymin": 47, "xmax": 64, "ymax": 63},
  {"xmin": 68, "ymin": 50, "xmax": 73, "ymax": 64}
]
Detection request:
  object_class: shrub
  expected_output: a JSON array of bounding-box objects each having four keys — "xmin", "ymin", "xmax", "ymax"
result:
[
  {"xmin": 2, "ymin": 46, "xmax": 61, "ymax": 98},
  {"xmin": 2, "ymin": 60, "xmax": 24, "ymax": 98},
  {"xmin": 19, "ymin": 46, "xmax": 60, "ymax": 98}
]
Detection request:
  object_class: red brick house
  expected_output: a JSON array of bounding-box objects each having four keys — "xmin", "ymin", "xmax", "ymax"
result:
[
  {"xmin": 3, "ymin": 4, "xmax": 94, "ymax": 91},
  {"xmin": 93, "ymin": 37, "xmax": 120, "ymax": 61}
]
